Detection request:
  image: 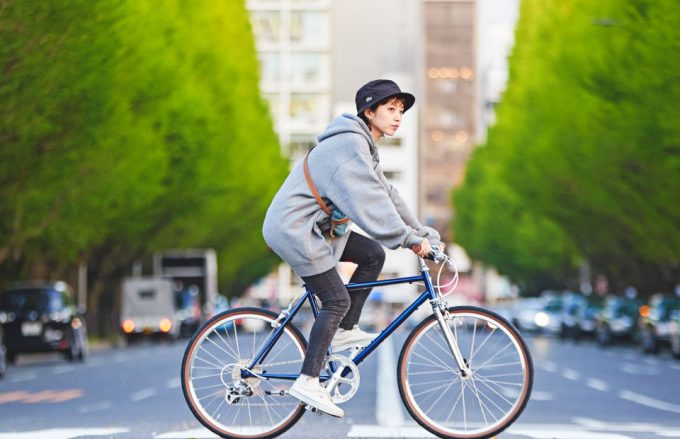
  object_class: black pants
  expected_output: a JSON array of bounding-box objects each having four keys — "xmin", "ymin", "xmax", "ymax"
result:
[{"xmin": 300, "ymin": 232, "xmax": 385, "ymax": 377}]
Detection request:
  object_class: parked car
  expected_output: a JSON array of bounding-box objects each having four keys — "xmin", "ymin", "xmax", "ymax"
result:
[
  {"xmin": 0, "ymin": 281, "xmax": 88, "ymax": 363},
  {"xmin": 639, "ymin": 293, "xmax": 680, "ymax": 354},
  {"xmin": 578, "ymin": 294, "xmax": 606, "ymax": 338},
  {"xmin": 512, "ymin": 297, "xmax": 562, "ymax": 334},
  {"xmin": 0, "ymin": 313, "xmax": 7, "ymax": 378},
  {"xmin": 595, "ymin": 295, "xmax": 642, "ymax": 346},
  {"xmin": 559, "ymin": 292, "xmax": 587, "ymax": 340}
]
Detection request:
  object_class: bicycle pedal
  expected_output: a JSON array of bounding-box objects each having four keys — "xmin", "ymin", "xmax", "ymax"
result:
[{"xmin": 305, "ymin": 405, "xmax": 324, "ymax": 416}]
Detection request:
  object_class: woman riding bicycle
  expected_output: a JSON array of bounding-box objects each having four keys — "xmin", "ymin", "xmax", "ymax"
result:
[{"xmin": 262, "ymin": 79, "xmax": 442, "ymax": 418}]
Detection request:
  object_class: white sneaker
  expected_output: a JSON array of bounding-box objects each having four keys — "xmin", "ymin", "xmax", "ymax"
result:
[
  {"xmin": 331, "ymin": 325, "xmax": 377, "ymax": 351},
  {"xmin": 288, "ymin": 374, "xmax": 344, "ymax": 418}
]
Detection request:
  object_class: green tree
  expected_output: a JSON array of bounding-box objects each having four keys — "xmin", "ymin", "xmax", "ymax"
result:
[
  {"xmin": 0, "ymin": 0, "xmax": 288, "ymax": 334},
  {"xmin": 454, "ymin": 0, "xmax": 680, "ymax": 295}
]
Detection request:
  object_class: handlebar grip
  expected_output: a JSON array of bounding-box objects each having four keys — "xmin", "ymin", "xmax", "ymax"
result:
[{"xmin": 412, "ymin": 244, "xmax": 437, "ymax": 261}]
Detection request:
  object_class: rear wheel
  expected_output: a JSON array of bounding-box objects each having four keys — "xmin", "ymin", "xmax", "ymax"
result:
[
  {"xmin": 398, "ymin": 306, "xmax": 533, "ymax": 439},
  {"xmin": 182, "ymin": 308, "xmax": 307, "ymax": 439}
]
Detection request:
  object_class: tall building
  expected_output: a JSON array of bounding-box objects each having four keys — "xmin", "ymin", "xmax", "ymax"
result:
[
  {"xmin": 247, "ymin": 0, "xmax": 332, "ymax": 162},
  {"xmin": 331, "ymin": 1, "xmax": 422, "ymax": 303},
  {"xmin": 420, "ymin": 0, "xmax": 477, "ymax": 244}
]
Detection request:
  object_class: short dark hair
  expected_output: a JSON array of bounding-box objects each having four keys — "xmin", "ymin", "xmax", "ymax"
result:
[{"xmin": 358, "ymin": 96, "xmax": 407, "ymax": 128}]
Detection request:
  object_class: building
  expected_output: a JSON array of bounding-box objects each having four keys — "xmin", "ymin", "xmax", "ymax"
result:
[
  {"xmin": 420, "ymin": 0, "xmax": 477, "ymax": 244},
  {"xmin": 247, "ymin": 0, "xmax": 333, "ymax": 163}
]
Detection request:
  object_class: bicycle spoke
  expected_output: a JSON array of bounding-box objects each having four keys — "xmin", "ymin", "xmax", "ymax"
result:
[
  {"xmin": 399, "ymin": 309, "xmax": 533, "ymax": 438},
  {"xmin": 182, "ymin": 310, "xmax": 306, "ymax": 438}
]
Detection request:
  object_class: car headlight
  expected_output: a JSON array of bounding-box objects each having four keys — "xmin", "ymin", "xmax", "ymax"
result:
[{"xmin": 535, "ymin": 312, "xmax": 550, "ymax": 327}]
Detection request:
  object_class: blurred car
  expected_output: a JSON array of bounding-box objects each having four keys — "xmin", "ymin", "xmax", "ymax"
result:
[
  {"xmin": 0, "ymin": 314, "xmax": 6, "ymax": 379},
  {"xmin": 512, "ymin": 297, "xmax": 562, "ymax": 334},
  {"xmin": 670, "ymin": 310, "xmax": 680, "ymax": 359},
  {"xmin": 0, "ymin": 281, "xmax": 88, "ymax": 363},
  {"xmin": 577, "ymin": 294, "xmax": 606, "ymax": 338},
  {"xmin": 638, "ymin": 293, "xmax": 680, "ymax": 354},
  {"xmin": 559, "ymin": 292, "xmax": 587, "ymax": 340},
  {"xmin": 595, "ymin": 295, "xmax": 642, "ymax": 346}
]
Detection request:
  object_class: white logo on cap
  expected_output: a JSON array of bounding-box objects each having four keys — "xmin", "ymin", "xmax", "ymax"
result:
[{"xmin": 365, "ymin": 96, "xmax": 373, "ymax": 102}]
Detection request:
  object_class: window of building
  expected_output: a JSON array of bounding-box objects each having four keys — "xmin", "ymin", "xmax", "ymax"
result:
[
  {"xmin": 258, "ymin": 52, "xmax": 281, "ymax": 85},
  {"xmin": 378, "ymin": 137, "xmax": 402, "ymax": 147},
  {"xmin": 290, "ymin": 11, "xmax": 328, "ymax": 45},
  {"xmin": 287, "ymin": 134, "xmax": 317, "ymax": 158},
  {"xmin": 383, "ymin": 171, "xmax": 402, "ymax": 181},
  {"xmin": 251, "ymin": 11, "xmax": 281, "ymax": 44},
  {"xmin": 289, "ymin": 52, "xmax": 328, "ymax": 87},
  {"xmin": 289, "ymin": 93, "xmax": 323, "ymax": 125}
]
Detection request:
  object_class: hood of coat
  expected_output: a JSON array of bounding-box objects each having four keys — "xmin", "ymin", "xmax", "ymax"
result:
[{"xmin": 316, "ymin": 113, "xmax": 377, "ymax": 157}]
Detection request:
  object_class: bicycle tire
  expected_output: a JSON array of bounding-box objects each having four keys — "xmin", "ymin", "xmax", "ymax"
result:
[
  {"xmin": 181, "ymin": 307, "xmax": 307, "ymax": 439},
  {"xmin": 398, "ymin": 306, "xmax": 533, "ymax": 439}
]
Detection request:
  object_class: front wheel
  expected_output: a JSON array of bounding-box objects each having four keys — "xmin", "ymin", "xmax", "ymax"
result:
[
  {"xmin": 181, "ymin": 307, "xmax": 307, "ymax": 439},
  {"xmin": 398, "ymin": 306, "xmax": 534, "ymax": 439}
]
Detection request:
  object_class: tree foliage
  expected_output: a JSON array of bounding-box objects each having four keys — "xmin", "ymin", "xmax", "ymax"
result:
[
  {"xmin": 453, "ymin": 0, "xmax": 680, "ymax": 294},
  {"xmin": 0, "ymin": 0, "xmax": 288, "ymax": 333}
]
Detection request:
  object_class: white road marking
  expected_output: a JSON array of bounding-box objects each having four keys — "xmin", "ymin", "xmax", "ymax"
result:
[
  {"xmin": 166, "ymin": 377, "xmax": 181, "ymax": 389},
  {"xmin": 586, "ymin": 377, "xmax": 609, "ymax": 392},
  {"xmin": 348, "ymin": 425, "xmax": 435, "ymax": 437},
  {"xmin": 9, "ymin": 371, "xmax": 38, "ymax": 383},
  {"xmin": 153, "ymin": 427, "xmax": 226, "ymax": 438},
  {"xmin": 376, "ymin": 335, "xmax": 405, "ymax": 427},
  {"xmin": 0, "ymin": 428, "xmax": 129, "ymax": 439},
  {"xmin": 642, "ymin": 357, "xmax": 659, "ymax": 365},
  {"xmin": 620, "ymin": 363, "xmax": 658, "ymax": 375},
  {"xmin": 86, "ymin": 359, "xmax": 106, "ymax": 368},
  {"xmin": 572, "ymin": 417, "xmax": 660, "ymax": 432},
  {"xmin": 506, "ymin": 428, "xmax": 632, "ymax": 438},
  {"xmin": 618, "ymin": 389, "xmax": 680, "ymax": 414},
  {"xmin": 530, "ymin": 390, "xmax": 554, "ymax": 401},
  {"xmin": 561, "ymin": 368, "xmax": 580, "ymax": 381},
  {"xmin": 52, "ymin": 365, "xmax": 76, "ymax": 375},
  {"xmin": 131, "ymin": 387, "xmax": 157, "ymax": 401},
  {"xmin": 540, "ymin": 361, "xmax": 558, "ymax": 372},
  {"xmin": 77, "ymin": 400, "xmax": 113, "ymax": 413}
]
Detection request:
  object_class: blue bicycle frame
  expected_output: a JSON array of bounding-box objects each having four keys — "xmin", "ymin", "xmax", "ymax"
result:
[{"xmin": 245, "ymin": 265, "xmax": 438, "ymax": 381}]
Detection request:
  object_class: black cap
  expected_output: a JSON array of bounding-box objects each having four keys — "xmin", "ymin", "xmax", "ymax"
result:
[{"xmin": 355, "ymin": 79, "xmax": 416, "ymax": 115}]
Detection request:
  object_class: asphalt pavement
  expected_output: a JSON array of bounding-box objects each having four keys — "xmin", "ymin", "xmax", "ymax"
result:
[{"xmin": 1, "ymin": 328, "xmax": 679, "ymax": 438}]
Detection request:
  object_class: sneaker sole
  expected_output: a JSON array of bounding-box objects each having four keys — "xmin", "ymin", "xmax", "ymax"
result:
[
  {"xmin": 288, "ymin": 387, "xmax": 344, "ymax": 418},
  {"xmin": 331, "ymin": 339, "xmax": 373, "ymax": 352}
]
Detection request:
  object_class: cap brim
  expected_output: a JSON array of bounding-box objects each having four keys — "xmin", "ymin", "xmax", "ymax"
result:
[{"xmin": 357, "ymin": 92, "xmax": 416, "ymax": 115}]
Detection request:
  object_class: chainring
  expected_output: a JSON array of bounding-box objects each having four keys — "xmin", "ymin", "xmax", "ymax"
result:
[{"xmin": 322, "ymin": 354, "xmax": 360, "ymax": 404}]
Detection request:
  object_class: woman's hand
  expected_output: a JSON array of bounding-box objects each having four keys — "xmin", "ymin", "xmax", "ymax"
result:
[{"xmin": 411, "ymin": 239, "xmax": 432, "ymax": 257}]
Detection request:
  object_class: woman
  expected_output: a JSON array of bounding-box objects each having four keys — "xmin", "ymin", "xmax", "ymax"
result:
[{"xmin": 262, "ymin": 79, "xmax": 441, "ymax": 417}]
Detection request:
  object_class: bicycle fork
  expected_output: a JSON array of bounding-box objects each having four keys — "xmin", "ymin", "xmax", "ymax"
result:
[{"xmin": 431, "ymin": 302, "xmax": 472, "ymax": 378}]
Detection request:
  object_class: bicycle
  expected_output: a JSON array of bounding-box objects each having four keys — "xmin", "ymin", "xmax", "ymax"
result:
[{"xmin": 181, "ymin": 247, "xmax": 534, "ymax": 439}]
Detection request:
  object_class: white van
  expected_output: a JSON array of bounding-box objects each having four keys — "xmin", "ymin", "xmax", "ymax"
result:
[{"xmin": 120, "ymin": 277, "xmax": 180, "ymax": 342}]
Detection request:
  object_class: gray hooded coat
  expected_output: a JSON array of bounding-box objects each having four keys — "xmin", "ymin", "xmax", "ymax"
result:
[{"xmin": 262, "ymin": 113, "xmax": 437, "ymax": 277}]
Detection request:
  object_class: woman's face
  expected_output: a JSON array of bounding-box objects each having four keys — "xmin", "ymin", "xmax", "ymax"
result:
[{"xmin": 365, "ymin": 98, "xmax": 405, "ymax": 139}]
